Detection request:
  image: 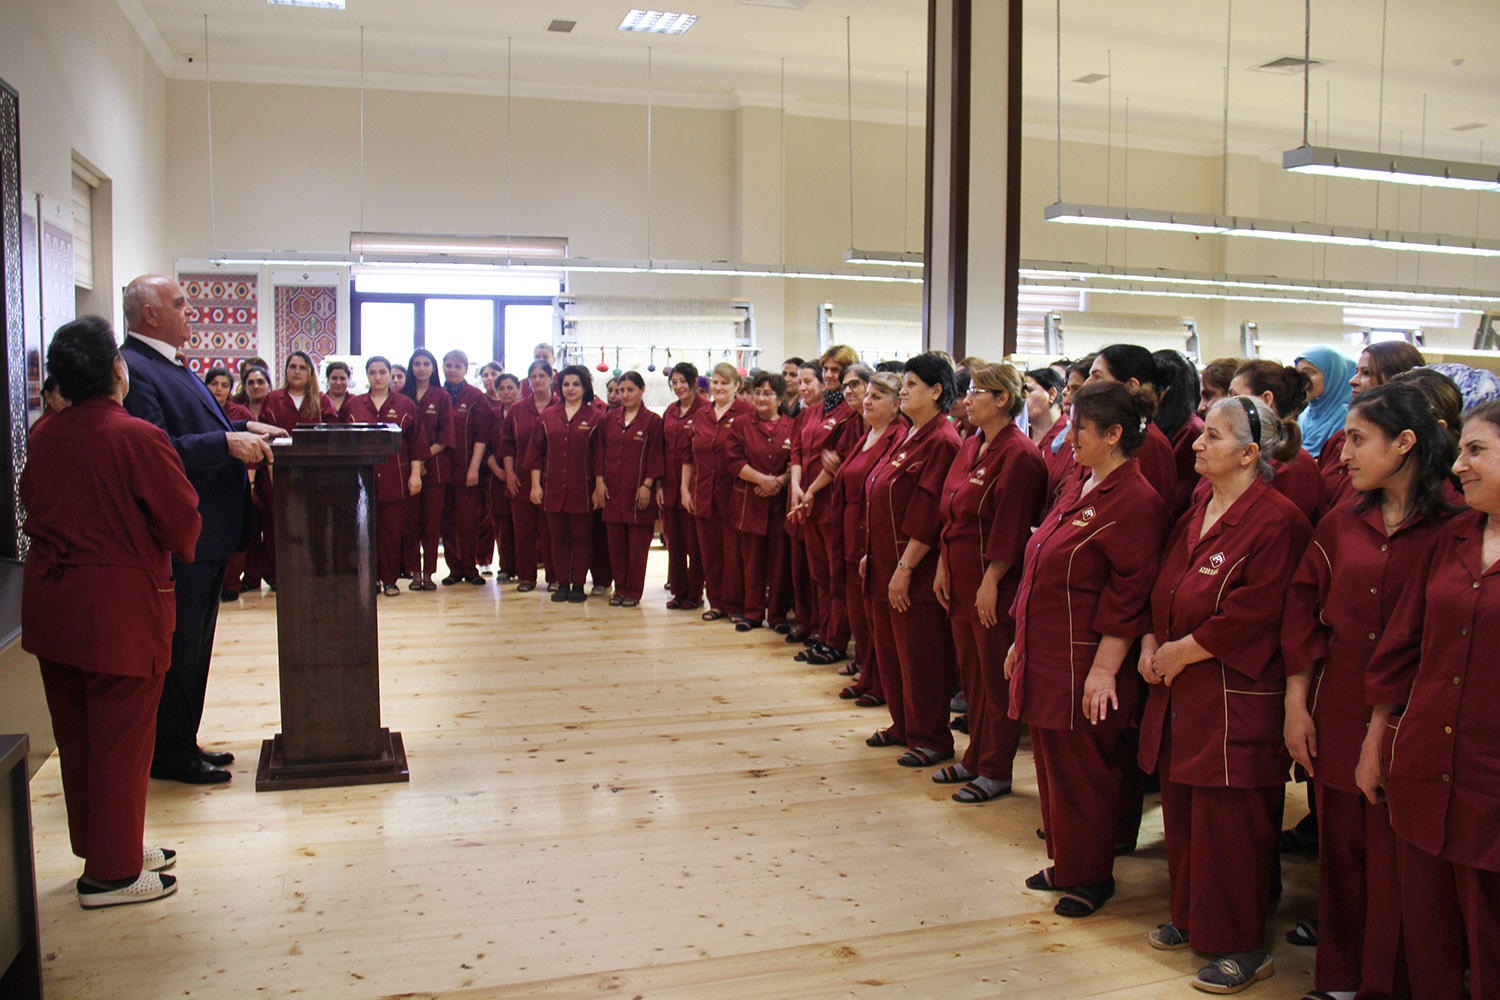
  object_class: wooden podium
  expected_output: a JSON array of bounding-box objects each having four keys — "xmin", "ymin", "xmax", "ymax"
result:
[{"xmin": 257, "ymin": 424, "xmax": 410, "ymax": 792}]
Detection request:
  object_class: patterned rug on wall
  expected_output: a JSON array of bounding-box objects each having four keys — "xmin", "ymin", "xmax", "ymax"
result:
[
  {"xmin": 274, "ymin": 284, "xmax": 338, "ymax": 375},
  {"xmin": 178, "ymin": 272, "xmax": 259, "ymax": 378}
]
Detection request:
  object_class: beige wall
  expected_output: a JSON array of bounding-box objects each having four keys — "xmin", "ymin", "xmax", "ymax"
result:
[{"xmin": 0, "ymin": 0, "xmax": 169, "ymax": 323}]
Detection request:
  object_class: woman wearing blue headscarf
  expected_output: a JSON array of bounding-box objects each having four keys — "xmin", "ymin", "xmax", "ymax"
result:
[{"xmin": 1294, "ymin": 346, "xmax": 1356, "ymax": 458}]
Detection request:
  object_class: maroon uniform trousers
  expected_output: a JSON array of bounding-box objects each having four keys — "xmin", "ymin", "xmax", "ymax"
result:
[
  {"xmin": 1314, "ymin": 785, "xmax": 1410, "ymax": 999},
  {"xmin": 836, "ymin": 422, "xmax": 903, "ymax": 690},
  {"xmin": 508, "ymin": 493, "xmax": 554, "ymax": 585},
  {"xmin": 489, "ymin": 475, "xmax": 516, "ymax": 576},
  {"xmin": 695, "ymin": 514, "xmax": 744, "ymax": 616},
  {"xmin": 865, "ymin": 416, "xmax": 962, "ymax": 755},
  {"xmin": 607, "ymin": 523, "xmax": 654, "ymax": 602},
  {"xmin": 442, "ymin": 483, "xmax": 483, "ymax": 578},
  {"xmin": 794, "ymin": 403, "xmax": 858, "ymax": 650},
  {"xmin": 788, "ymin": 530, "xmax": 818, "ymax": 631},
  {"xmin": 953, "ymin": 619, "xmax": 1021, "ymax": 781},
  {"xmin": 527, "ymin": 402, "xmax": 601, "ymax": 588},
  {"xmin": 1158, "ymin": 724, "xmax": 1282, "ymax": 954},
  {"xmin": 661, "ymin": 503, "xmax": 703, "ymax": 603},
  {"xmin": 476, "ymin": 470, "xmax": 496, "ymax": 566},
  {"xmin": 440, "ymin": 382, "xmax": 494, "ymax": 579},
  {"xmin": 685, "ymin": 398, "xmax": 754, "ymax": 616},
  {"xmin": 547, "ymin": 511, "xmax": 594, "ymax": 586},
  {"xmin": 1031, "ymin": 724, "xmax": 1128, "ymax": 885},
  {"xmin": 846, "ymin": 562, "xmax": 881, "ymax": 697},
  {"xmin": 1395, "ymin": 838, "xmax": 1500, "ymax": 1000},
  {"xmin": 40, "ymin": 662, "xmax": 166, "ymax": 880},
  {"xmin": 590, "ymin": 511, "xmax": 612, "ymax": 588}
]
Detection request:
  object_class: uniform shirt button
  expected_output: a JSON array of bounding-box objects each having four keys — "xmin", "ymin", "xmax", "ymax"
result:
[
  {"xmin": 1453, "ymin": 676, "xmax": 1463, "ymax": 685},
  {"xmin": 1445, "ymin": 726, "xmax": 1454, "ymax": 735},
  {"xmin": 1474, "ymin": 581, "xmax": 1482, "ymax": 589},
  {"xmin": 1368, "ymin": 632, "xmax": 1378, "ymax": 641},
  {"xmin": 1380, "ymin": 544, "xmax": 1388, "ymax": 552},
  {"xmin": 1370, "ymin": 587, "xmax": 1378, "ymax": 594},
  {"xmin": 1462, "ymin": 627, "xmax": 1470, "ymax": 636},
  {"xmin": 1443, "ymin": 774, "xmax": 1451, "ymax": 782}
]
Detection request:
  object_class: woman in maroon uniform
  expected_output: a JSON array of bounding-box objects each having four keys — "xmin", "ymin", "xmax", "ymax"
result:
[
  {"xmin": 22, "ymin": 316, "xmax": 201, "ymax": 907},
  {"xmin": 1024, "ymin": 367, "xmax": 1071, "ymax": 505},
  {"xmin": 439, "ymin": 350, "xmax": 493, "ymax": 586},
  {"xmin": 682, "ymin": 363, "xmax": 754, "ymax": 621},
  {"xmin": 529, "ymin": 365, "xmax": 601, "ymax": 603},
  {"xmin": 931, "ymin": 363, "xmax": 1048, "ymax": 804},
  {"xmin": 594, "ymin": 371, "xmax": 664, "ymax": 607},
  {"xmin": 725, "ymin": 372, "xmax": 794, "ymax": 629},
  {"xmin": 1154, "ymin": 349, "xmax": 1205, "ymax": 517},
  {"xmin": 500, "ymin": 359, "xmax": 557, "ymax": 593},
  {"xmin": 824, "ymin": 372, "xmax": 905, "ymax": 705},
  {"xmin": 238, "ymin": 365, "xmax": 276, "ymax": 592},
  {"xmin": 474, "ymin": 361, "xmax": 507, "ymax": 576},
  {"xmin": 263, "ymin": 350, "xmax": 337, "ymax": 430},
  {"xmin": 483, "ymin": 372, "xmax": 521, "ymax": 582},
  {"xmin": 1228, "ymin": 360, "xmax": 1324, "ymax": 522},
  {"xmin": 783, "ymin": 363, "xmax": 826, "ymax": 642},
  {"xmin": 401, "ymin": 348, "xmax": 453, "ymax": 591},
  {"xmin": 323, "ymin": 360, "xmax": 353, "ymax": 423},
  {"xmin": 1086, "ymin": 344, "xmax": 1179, "ymax": 510},
  {"xmin": 204, "ymin": 368, "xmax": 253, "ymax": 601},
  {"xmin": 1358, "ymin": 400, "xmax": 1500, "ymax": 1000},
  {"xmin": 660, "ymin": 362, "xmax": 708, "ymax": 610},
  {"xmin": 1136, "ymin": 395, "xmax": 1311, "ymax": 992},
  {"xmin": 1007, "ymin": 380, "xmax": 1170, "ymax": 919},
  {"xmin": 1320, "ymin": 342, "xmax": 1425, "ymax": 508},
  {"xmin": 1283, "ymin": 382, "xmax": 1458, "ymax": 1000},
  {"xmin": 346, "ymin": 356, "xmax": 428, "ymax": 596},
  {"xmin": 862, "ymin": 353, "xmax": 963, "ymax": 768},
  {"xmin": 790, "ymin": 346, "xmax": 861, "ymax": 664}
]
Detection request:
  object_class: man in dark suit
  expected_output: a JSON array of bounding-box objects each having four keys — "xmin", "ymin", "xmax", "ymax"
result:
[{"xmin": 120, "ymin": 274, "xmax": 283, "ymax": 784}]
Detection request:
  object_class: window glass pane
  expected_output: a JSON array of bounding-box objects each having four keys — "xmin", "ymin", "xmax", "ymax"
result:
[
  {"xmin": 360, "ymin": 302, "xmax": 416, "ymax": 367},
  {"xmin": 425, "ymin": 299, "xmax": 496, "ymax": 381},
  {"xmin": 504, "ymin": 305, "xmax": 555, "ymax": 380}
]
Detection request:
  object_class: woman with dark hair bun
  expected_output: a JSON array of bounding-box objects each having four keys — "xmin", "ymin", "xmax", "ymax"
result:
[
  {"xmin": 528, "ymin": 364, "xmax": 602, "ymax": 603},
  {"xmin": 1008, "ymin": 380, "xmax": 1169, "ymax": 921},
  {"xmin": 862, "ymin": 352, "xmax": 963, "ymax": 769},
  {"xmin": 1137, "ymin": 395, "xmax": 1312, "ymax": 991},
  {"xmin": 1087, "ymin": 345, "xmax": 1179, "ymax": 511},
  {"xmin": 660, "ymin": 362, "xmax": 709, "ymax": 610},
  {"xmin": 1282, "ymin": 381, "xmax": 1460, "ymax": 1000},
  {"xmin": 22, "ymin": 315, "xmax": 202, "ymax": 908},
  {"xmin": 725, "ymin": 372, "xmax": 794, "ymax": 629},
  {"xmin": 594, "ymin": 370, "xmax": 665, "ymax": 607},
  {"xmin": 1153, "ymin": 350, "xmax": 1204, "ymax": 516},
  {"xmin": 498, "ymin": 358, "xmax": 558, "ymax": 593},
  {"xmin": 1358, "ymin": 399, "xmax": 1500, "ymax": 999},
  {"xmin": 346, "ymin": 356, "xmax": 428, "ymax": 596},
  {"xmin": 931, "ymin": 363, "xmax": 1048, "ymax": 804},
  {"xmin": 1024, "ymin": 367, "xmax": 1072, "ymax": 504},
  {"xmin": 1227, "ymin": 360, "xmax": 1325, "ymax": 522},
  {"xmin": 402, "ymin": 348, "xmax": 454, "ymax": 591}
]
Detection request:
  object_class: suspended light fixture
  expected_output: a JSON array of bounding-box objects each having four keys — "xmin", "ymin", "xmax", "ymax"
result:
[
  {"xmin": 1042, "ymin": 202, "xmax": 1500, "ymax": 258},
  {"xmin": 1282, "ymin": 146, "xmax": 1500, "ymax": 193}
]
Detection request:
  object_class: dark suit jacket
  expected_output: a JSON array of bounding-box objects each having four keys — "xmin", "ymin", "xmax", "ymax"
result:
[{"xmin": 121, "ymin": 335, "xmax": 251, "ymax": 563}]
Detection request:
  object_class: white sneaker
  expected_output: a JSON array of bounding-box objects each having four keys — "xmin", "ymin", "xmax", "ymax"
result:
[
  {"xmin": 78, "ymin": 870, "xmax": 178, "ymax": 909},
  {"xmin": 142, "ymin": 846, "xmax": 176, "ymax": 872}
]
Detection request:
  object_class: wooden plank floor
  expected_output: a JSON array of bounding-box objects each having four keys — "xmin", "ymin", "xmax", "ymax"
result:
[{"xmin": 30, "ymin": 547, "xmax": 1318, "ymax": 999}]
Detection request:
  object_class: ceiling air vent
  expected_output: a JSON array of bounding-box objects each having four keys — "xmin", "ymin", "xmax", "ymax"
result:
[
  {"xmin": 1452, "ymin": 122, "xmax": 1488, "ymax": 132},
  {"xmin": 1073, "ymin": 73, "xmax": 1108, "ymax": 84},
  {"xmin": 1253, "ymin": 55, "xmax": 1326, "ymax": 75},
  {"xmin": 547, "ymin": 19, "xmax": 577, "ymax": 33}
]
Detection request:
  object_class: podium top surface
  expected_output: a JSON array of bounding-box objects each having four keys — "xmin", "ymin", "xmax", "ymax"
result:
[{"xmin": 270, "ymin": 423, "xmax": 403, "ymax": 461}]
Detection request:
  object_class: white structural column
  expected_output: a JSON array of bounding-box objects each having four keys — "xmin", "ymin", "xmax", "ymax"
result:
[{"xmin": 923, "ymin": 0, "xmax": 1022, "ymax": 359}]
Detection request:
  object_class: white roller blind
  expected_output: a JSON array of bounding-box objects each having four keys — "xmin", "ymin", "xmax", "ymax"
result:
[{"xmin": 70, "ymin": 164, "xmax": 97, "ymax": 291}]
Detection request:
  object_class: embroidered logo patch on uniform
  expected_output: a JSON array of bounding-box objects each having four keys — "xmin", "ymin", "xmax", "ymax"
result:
[
  {"xmin": 1199, "ymin": 551, "xmax": 1225, "ymax": 576},
  {"xmin": 1071, "ymin": 505, "xmax": 1097, "ymax": 528}
]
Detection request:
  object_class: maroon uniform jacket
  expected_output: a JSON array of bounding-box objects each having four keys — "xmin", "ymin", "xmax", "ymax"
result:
[
  {"xmin": 498, "ymin": 394, "xmax": 555, "ymax": 485},
  {"xmin": 408, "ymin": 386, "xmax": 455, "ymax": 486},
  {"xmin": 594, "ymin": 406, "xmax": 666, "ymax": 526},
  {"xmin": 20, "ymin": 398, "xmax": 202, "ymax": 676},
  {"xmin": 725, "ymin": 413, "xmax": 794, "ymax": 536},
  {"xmin": 1009, "ymin": 459, "xmax": 1169, "ymax": 731},
  {"xmin": 1167, "ymin": 414, "xmax": 1205, "ymax": 518},
  {"xmin": 1037, "ymin": 412, "xmax": 1074, "ymax": 509},
  {"xmin": 685, "ymin": 398, "xmax": 755, "ymax": 518},
  {"xmin": 1190, "ymin": 447, "xmax": 1328, "ymax": 526},
  {"xmin": 224, "ymin": 401, "xmax": 254, "ymax": 423},
  {"xmin": 1281, "ymin": 499, "xmax": 1461, "ymax": 796},
  {"xmin": 346, "ymin": 392, "xmax": 430, "ymax": 502},
  {"xmin": 792, "ymin": 399, "xmax": 860, "ymax": 524},
  {"xmin": 441, "ymin": 382, "xmax": 494, "ymax": 483},
  {"xmin": 1367, "ymin": 509, "xmax": 1500, "ymax": 871},
  {"xmin": 862, "ymin": 416, "xmax": 963, "ymax": 604},
  {"xmin": 1138, "ymin": 476, "xmax": 1311, "ymax": 787},
  {"xmin": 324, "ymin": 395, "xmax": 355, "ymax": 424},
  {"xmin": 661, "ymin": 396, "xmax": 710, "ymax": 509},
  {"xmin": 526, "ymin": 402, "xmax": 600, "ymax": 514},
  {"xmin": 262, "ymin": 388, "xmax": 341, "ymax": 431},
  {"xmin": 835, "ymin": 421, "xmax": 904, "ymax": 564},
  {"xmin": 937, "ymin": 423, "xmax": 1048, "ymax": 623}
]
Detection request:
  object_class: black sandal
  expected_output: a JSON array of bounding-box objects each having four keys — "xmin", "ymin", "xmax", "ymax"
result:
[
  {"xmin": 896, "ymin": 747, "xmax": 953, "ymax": 768},
  {"xmin": 702, "ymin": 610, "xmax": 727, "ymax": 622},
  {"xmin": 382, "ymin": 584, "xmax": 401, "ymax": 597},
  {"xmin": 865, "ymin": 729, "xmax": 902, "ymax": 748},
  {"xmin": 1053, "ymin": 879, "xmax": 1115, "ymax": 918},
  {"xmin": 853, "ymin": 692, "xmax": 885, "ymax": 708},
  {"xmin": 1025, "ymin": 867, "xmax": 1063, "ymax": 891}
]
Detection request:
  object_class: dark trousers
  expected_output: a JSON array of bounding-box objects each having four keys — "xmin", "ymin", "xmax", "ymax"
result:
[
  {"xmin": 509, "ymin": 494, "xmax": 553, "ymax": 585},
  {"xmin": 154, "ymin": 557, "xmax": 226, "ymax": 769},
  {"xmin": 661, "ymin": 503, "xmax": 703, "ymax": 602},
  {"xmin": 1159, "ymin": 726, "xmax": 1281, "ymax": 954},
  {"xmin": 243, "ymin": 501, "xmax": 275, "ymax": 587},
  {"xmin": 40, "ymin": 660, "xmax": 165, "ymax": 880},
  {"xmin": 591, "ymin": 509, "xmax": 612, "ymax": 587},
  {"xmin": 408, "ymin": 480, "xmax": 444, "ymax": 575},
  {"xmin": 442, "ymin": 482, "xmax": 482, "ymax": 578},
  {"xmin": 952, "ymin": 616, "xmax": 1022, "ymax": 783},
  {"xmin": 376, "ymin": 498, "xmax": 409, "ymax": 586},
  {"xmin": 547, "ymin": 511, "xmax": 594, "ymax": 586},
  {"xmin": 606, "ymin": 522, "xmax": 654, "ymax": 601},
  {"xmin": 736, "ymin": 527, "xmax": 788, "ymax": 624},
  {"xmin": 490, "ymin": 478, "xmax": 516, "ymax": 576},
  {"xmin": 1397, "ymin": 836, "xmax": 1500, "ymax": 1000},
  {"xmin": 1032, "ymin": 724, "xmax": 1126, "ymax": 888},
  {"xmin": 888, "ymin": 599, "xmax": 956, "ymax": 755},
  {"xmin": 221, "ymin": 551, "xmax": 245, "ymax": 595}
]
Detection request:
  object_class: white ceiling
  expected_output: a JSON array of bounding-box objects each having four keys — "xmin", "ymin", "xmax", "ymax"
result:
[{"xmin": 125, "ymin": 0, "xmax": 1499, "ymax": 161}]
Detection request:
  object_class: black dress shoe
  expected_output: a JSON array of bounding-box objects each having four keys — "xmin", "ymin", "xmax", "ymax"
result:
[
  {"xmin": 150, "ymin": 758, "xmax": 231, "ymax": 784},
  {"xmin": 199, "ymin": 748, "xmax": 235, "ymax": 767},
  {"xmin": 441, "ymin": 575, "xmax": 461, "ymax": 586},
  {"xmin": 567, "ymin": 584, "xmax": 588, "ymax": 603}
]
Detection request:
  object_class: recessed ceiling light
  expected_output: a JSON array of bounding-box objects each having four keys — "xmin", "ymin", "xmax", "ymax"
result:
[
  {"xmin": 268, "ymin": 0, "xmax": 345, "ymax": 9},
  {"xmin": 1073, "ymin": 73, "xmax": 1108, "ymax": 84},
  {"xmin": 618, "ymin": 9, "xmax": 699, "ymax": 34}
]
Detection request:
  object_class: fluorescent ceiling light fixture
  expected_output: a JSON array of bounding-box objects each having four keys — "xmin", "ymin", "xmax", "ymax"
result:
[
  {"xmin": 1044, "ymin": 202, "xmax": 1500, "ymax": 258},
  {"xmin": 268, "ymin": 0, "xmax": 345, "ymax": 8},
  {"xmin": 349, "ymin": 232, "xmax": 567, "ymax": 259},
  {"xmin": 1283, "ymin": 145, "xmax": 1500, "ymax": 193},
  {"xmin": 618, "ymin": 10, "xmax": 699, "ymax": 34},
  {"xmin": 843, "ymin": 248, "xmax": 924, "ymax": 268}
]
